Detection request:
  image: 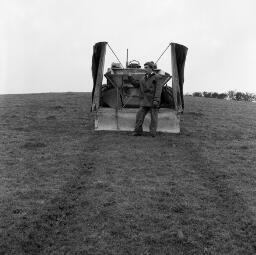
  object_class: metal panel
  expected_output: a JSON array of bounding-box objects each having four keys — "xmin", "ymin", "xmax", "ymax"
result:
[
  {"xmin": 91, "ymin": 42, "xmax": 107, "ymax": 111},
  {"xmin": 95, "ymin": 108, "xmax": 180, "ymax": 133},
  {"xmin": 170, "ymin": 43, "xmax": 188, "ymax": 112},
  {"xmin": 171, "ymin": 43, "xmax": 183, "ymax": 113}
]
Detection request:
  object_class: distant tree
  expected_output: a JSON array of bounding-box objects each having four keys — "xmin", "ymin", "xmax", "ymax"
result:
[
  {"xmin": 217, "ymin": 93, "xmax": 227, "ymax": 99},
  {"xmin": 243, "ymin": 92, "xmax": 255, "ymax": 102},
  {"xmin": 235, "ymin": 92, "xmax": 244, "ymax": 101},
  {"xmin": 193, "ymin": 90, "xmax": 253, "ymax": 101},
  {"xmin": 227, "ymin": 90, "xmax": 236, "ymax": 100},
  {"xmin": 202, "ymin": 91, "xmax": 227, "ymax": 99},
  {"xmin": 211, "ymin": 92, "xmax": 219, "ymax": 98},
  {"xmin": 192, "ymin": 92, "xmax": 202, "ymax": 97},
  {"xmin": 203, "ymin": 92, "xmax": 212, "ymax": 98}
]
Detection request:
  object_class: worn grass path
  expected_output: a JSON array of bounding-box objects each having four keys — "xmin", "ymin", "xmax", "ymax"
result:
[{"xmin": 0, "ymin": 93, "xmax": 256, "ymax": 254}]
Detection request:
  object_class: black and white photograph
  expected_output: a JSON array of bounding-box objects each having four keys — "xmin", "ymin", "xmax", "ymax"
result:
[{"xmin": 0, "ymin": 0, "xmax": 256, "ymax": 254}]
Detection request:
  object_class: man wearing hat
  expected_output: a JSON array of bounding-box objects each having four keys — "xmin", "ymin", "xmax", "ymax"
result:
[{"xmin": 128, "ymin": 61, "xmax": 162, "ymax": 137}]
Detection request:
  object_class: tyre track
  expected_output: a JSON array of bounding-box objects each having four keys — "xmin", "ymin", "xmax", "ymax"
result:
[{"xmin": 169, "ymin": 134, "xmax": 256, "ymax": 254}]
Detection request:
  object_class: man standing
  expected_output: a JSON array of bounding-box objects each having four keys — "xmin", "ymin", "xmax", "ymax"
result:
[{"xmin": 128, "ymin": 61, "xmax": 162, "ymax": 137}]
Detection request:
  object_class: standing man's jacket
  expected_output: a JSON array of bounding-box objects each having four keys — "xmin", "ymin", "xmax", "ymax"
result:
[{"xmin": 129, "ymin": 73, "xmax": 162, "ymax": 107}]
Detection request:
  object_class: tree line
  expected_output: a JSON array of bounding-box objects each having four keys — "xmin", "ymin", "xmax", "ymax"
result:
[{"xmin": 189, "ymin": 91, "xmax": 256, "ymax": 102}]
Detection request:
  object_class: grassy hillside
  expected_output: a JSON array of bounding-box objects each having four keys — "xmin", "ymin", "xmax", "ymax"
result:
[{"xmin": 0, "ymin": 93, "xmax": 256, "ymax": 255}]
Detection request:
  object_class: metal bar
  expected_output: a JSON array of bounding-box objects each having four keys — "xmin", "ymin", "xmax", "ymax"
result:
[
  {"xmin": 155, "ymin": 43, "xmax": 171, "ymax": 64},
  {"xmin": 116, "ymin": 86, "xmax": 119, "ymax": 130},
  {"xmin": 107, "ymin": 43, "xmax": 124, "ymax": 69}
]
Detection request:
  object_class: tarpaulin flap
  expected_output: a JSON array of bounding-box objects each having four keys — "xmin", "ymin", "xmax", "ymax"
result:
[
  {"xmin": 91, "ymin": 41, "xmax": 107, "ymax": 111},
  {"xmin": 171, "ymin": 43, "xmax": 188, "ymax": 112}
]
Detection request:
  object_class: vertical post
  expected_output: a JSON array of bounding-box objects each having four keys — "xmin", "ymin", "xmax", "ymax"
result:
[
  {"xmin": 116, "ymin": 84, "xmax": 119, "ymax": 130},
  {"xmin": 116, "ymin": 86, "xmax": 119, "ymax": 130},
  {"xmin": 126, "ymin": 49, "xmax": 129, "ymax": 68}
]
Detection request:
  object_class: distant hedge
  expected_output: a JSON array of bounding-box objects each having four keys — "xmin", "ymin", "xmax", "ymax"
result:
[{"xmin": 190, "ymin": 90, "xmax": 256, "ymax": 102}]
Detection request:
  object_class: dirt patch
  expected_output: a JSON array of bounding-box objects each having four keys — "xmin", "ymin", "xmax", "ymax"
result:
[
  {"xmin": 51, "ymin": 105, "xmax": 64, "ymax": 110},
  {"xmin": 21, "ymin": 142, "xmax": 47, "ymax": 149},
  {"xmin": 46, "ymin": 115, "xmax": 56, "ymax": 120},
  {"xmin": 11, "ymin": 127, "xmax": 30, "ymax": 132}
]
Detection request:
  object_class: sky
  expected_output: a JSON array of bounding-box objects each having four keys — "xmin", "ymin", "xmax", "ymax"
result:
[{"xmin": 0, "ymin": 0, "xmax": 255, "ymax": 94}]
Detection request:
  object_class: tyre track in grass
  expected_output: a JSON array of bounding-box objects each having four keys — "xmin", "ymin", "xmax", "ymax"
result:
[
  {"xmin": 84, "ymin": 131, "xmax": 256, "ymax": 255},
  {"xmin": 73, "ymin": 132, "xmax": 200, "ymax": 255},
  {"xmin": 0, "ymin": 132, "xmax": 97, "ymax": 255},
  {"xmin": 0, "ymin": 93, "xmax": 97, "ymax": 254},
  {"xmin": 1, "ymin": 131, "xmax": 200, "ymax": 255},
  {"xmin": 1, "ymin": 130, "xmax": 256, "ymax": 254},
  {"xmin": 165, "ymin": 132, "xmax": 256, "ymax": 254},
  {"xmin": 36, "ymin": 131, "xmax": 256, "ymax": 254}
]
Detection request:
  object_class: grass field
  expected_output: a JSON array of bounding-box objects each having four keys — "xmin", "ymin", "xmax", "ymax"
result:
[{"xmin": 0, "ymin": 93, "xmax": 256, "ymax": 255}]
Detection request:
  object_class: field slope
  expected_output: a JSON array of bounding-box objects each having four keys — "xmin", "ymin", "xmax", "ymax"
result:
[{"xmin": 0, "ymin": 93, "xmax": 256, "ymax": 255}]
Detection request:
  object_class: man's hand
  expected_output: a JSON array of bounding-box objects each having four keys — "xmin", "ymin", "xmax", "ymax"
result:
[{"xmin": 153, "ymin": 100, "xmax": 159, "ymax": 108}]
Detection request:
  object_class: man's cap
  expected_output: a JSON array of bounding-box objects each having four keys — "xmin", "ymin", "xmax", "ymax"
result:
[{"xmin": 144, "ymin": 61, "xmax": 155, "ymax": 69}]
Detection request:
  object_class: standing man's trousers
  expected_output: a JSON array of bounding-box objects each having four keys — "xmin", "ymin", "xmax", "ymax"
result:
[{"xmin": 134, "ymin": 107, "xmax": 158, "ymax": 134}]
